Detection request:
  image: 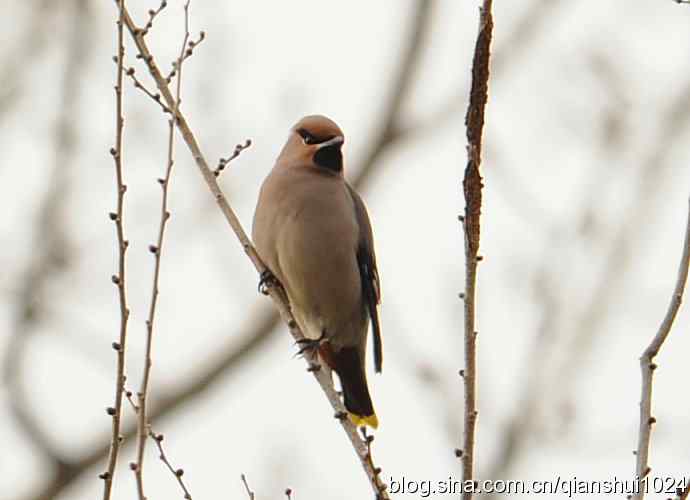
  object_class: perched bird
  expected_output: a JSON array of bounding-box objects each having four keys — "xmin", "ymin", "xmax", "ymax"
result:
[{"xmin": 252, "ymin": 115, "xmax": 382, "ymax": 428}]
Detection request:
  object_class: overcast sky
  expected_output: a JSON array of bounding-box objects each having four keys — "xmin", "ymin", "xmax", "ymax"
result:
[{"xmin": 2, "ymin": 1, "xmax": 690, "ymax": 499}]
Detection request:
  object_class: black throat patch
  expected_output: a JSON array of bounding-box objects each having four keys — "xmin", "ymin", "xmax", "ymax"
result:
[{"xmin": 313, "ymin": 146, "xmax": 343, "ymax": 172}]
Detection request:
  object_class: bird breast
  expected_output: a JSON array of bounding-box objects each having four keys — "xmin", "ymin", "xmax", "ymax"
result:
[{"xmin": 270, "ymin": 170, "xmax": 365, "ymax": 345}]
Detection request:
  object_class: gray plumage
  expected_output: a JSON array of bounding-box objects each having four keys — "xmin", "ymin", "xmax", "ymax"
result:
[{"xmin": 252, "ymin": 115, "xmax": 381, "ymax": 427}]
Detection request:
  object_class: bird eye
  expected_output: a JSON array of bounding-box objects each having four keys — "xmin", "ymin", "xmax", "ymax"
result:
[{"xmin": 297, "ymin": 128, "xmax": 316, "ymax": 145}]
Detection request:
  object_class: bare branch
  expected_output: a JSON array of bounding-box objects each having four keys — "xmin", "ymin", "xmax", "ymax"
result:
[
  {"xmin": 241, "ymin": 474, "xmax": 255, "ymax": 500},
  {"xmin": 141, "ymin": 0, "xmax": 168, "ymax": 36},
  {"xmin": 459, "ymin": 1, "xmax": 493, "ymax": 497},
  {"xmin": 632, "ymin": 199, "xmax": 690, "ymax": 499},
  {"xmin": 151, "ymin": 432, "xmax": 193, "ymax": 500},
  {"xmin": 125, "ymin": 66, "xmax": 171, "ymax": 113},
  {"xmin": 134, "ymin": 2, "xmax": 193, "ymax": 498},
  {"xmin": 214, "ymin": 139, "xmax": 252, "ymax": 177},
  {"xmin": 125, "ymin": 389, "xmax": 139, "ymax": 412},
  {"xmin": 121, "ymin": 385, "xmax": 193, "ymax": 499},
  {"xmin": 165, "ymin": 31, "xmax": 206, "ymax": 83},
  {"xmin": 101, "ymin": 1, "xmax": 131, "ymax": 498}
]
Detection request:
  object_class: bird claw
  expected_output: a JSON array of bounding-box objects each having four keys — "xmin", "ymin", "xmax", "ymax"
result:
[
  {"xmin": 295, "ymin": 331, "xmax": 326, "ymax": 357},
  {"xmin": 257, "ymin": 270, "xmax": 277, "ymax": 295}
]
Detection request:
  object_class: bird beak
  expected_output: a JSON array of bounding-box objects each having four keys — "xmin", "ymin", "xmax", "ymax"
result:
[{"xmin": 317, "ymin": 135, "xmax": 344, "ymax": 150}]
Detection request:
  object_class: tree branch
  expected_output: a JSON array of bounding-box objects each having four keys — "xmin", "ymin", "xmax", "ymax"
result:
[
  {"xmin": 241, "ymin": 474, "xmax": 255, "ymax": 500},
  {"xmin": 150, "ymin": 431, "xmax": 193, "ymax": 500},
  {"xmin": 133, "ymin": 2, "xmax": 192, "ymax": 498},
  {"xmin": 459, "ymin": 2, "xmax": 493, "ymax": 498},
  {"xmin": 101, "ymin": 1, "xmax": 130, "ymax": 498},
  {"xmin": 633, "ymin": 198, "xmax": 690, "ymax": 499}
]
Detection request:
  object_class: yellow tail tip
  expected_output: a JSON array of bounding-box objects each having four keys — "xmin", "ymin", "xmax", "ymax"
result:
[{"xmin": 348, "ymin": 412, "xmax": 379, "ymax": 429}]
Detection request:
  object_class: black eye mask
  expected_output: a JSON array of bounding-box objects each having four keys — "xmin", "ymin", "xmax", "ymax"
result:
[{"xmin": 296, "ymin": 128, "xmax": 318, "ymax": 144}]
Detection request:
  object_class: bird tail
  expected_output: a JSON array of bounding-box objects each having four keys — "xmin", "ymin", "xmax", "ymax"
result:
[{"xmin": 323, "ymin": 346, "xmax": 378, "ymax": 429}]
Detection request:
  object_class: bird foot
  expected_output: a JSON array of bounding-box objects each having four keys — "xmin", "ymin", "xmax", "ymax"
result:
[
  {"xmin": 295, "ymin": 331, "xmax": 326, "ymax": 357},
  {"xmin": 257, "ymin": 269, "xmax": 278, "ymax": 295}
]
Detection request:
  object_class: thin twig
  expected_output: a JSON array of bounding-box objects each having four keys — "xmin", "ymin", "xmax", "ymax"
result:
[
  {"xmin": 133, "ymin": 2, "xmax": 191, "ymax": 498},
  {"xmin": 633, "ymin": 199, "xmax": 690, "ymax": 500},
  {"xmin": 122, "ymin": 388, "xmax": 192, "ymax": 499},
  {"xmin": 151, "ymin": 432, "xmax": 193, "ymax": 500},
  {"xmin": 141, "ymin": 0, "xmax": 168, "ymax": 36},
  {"xmin": 102, "ymin": 1, "xmax": 130, "ymax": 498},
  {"xmin": 165, "ymin": 31, "xmax": 206, "ymax": 83},
  {"xmin": 120, "ymin": 5, "xmax": 389, "ymax": 497},
  {"xmin": 459, "ymin": 2, "xmax": 493, "ymax": 498},
  {"xmin": 214, "ymin": 139, "xmax": 252, "ymax": 177},
  {"xmin": 125, "ymin": 389, "xmax": 139, "ymax": 412},
  {"xmin": 240, "ymin": 474, "xmax": 255, "ymax": 500},
  {"xmin": 125, "ymin": 66, "xmax": 171, "ymax": 113}
]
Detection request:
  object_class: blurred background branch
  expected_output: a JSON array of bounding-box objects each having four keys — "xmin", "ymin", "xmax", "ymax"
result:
[{"xmin": 3, "ymin": 0, "xmax": 90, "ymax": 496}]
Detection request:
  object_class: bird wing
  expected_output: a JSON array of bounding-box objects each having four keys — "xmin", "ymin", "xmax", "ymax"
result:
[{"xmin": 347, "ymin": 184, "xmax": 382, "ymax": 373}]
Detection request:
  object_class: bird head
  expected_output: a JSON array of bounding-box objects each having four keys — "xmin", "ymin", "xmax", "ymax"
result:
[{"xmin": 279, "ymin": 115, "xmax": 345, "ymax": 174}]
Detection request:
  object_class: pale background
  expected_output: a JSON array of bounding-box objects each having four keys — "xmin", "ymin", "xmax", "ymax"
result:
[{"xmin": 2, "ymin": 1, "xmax": 690, "ymax": 499}]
